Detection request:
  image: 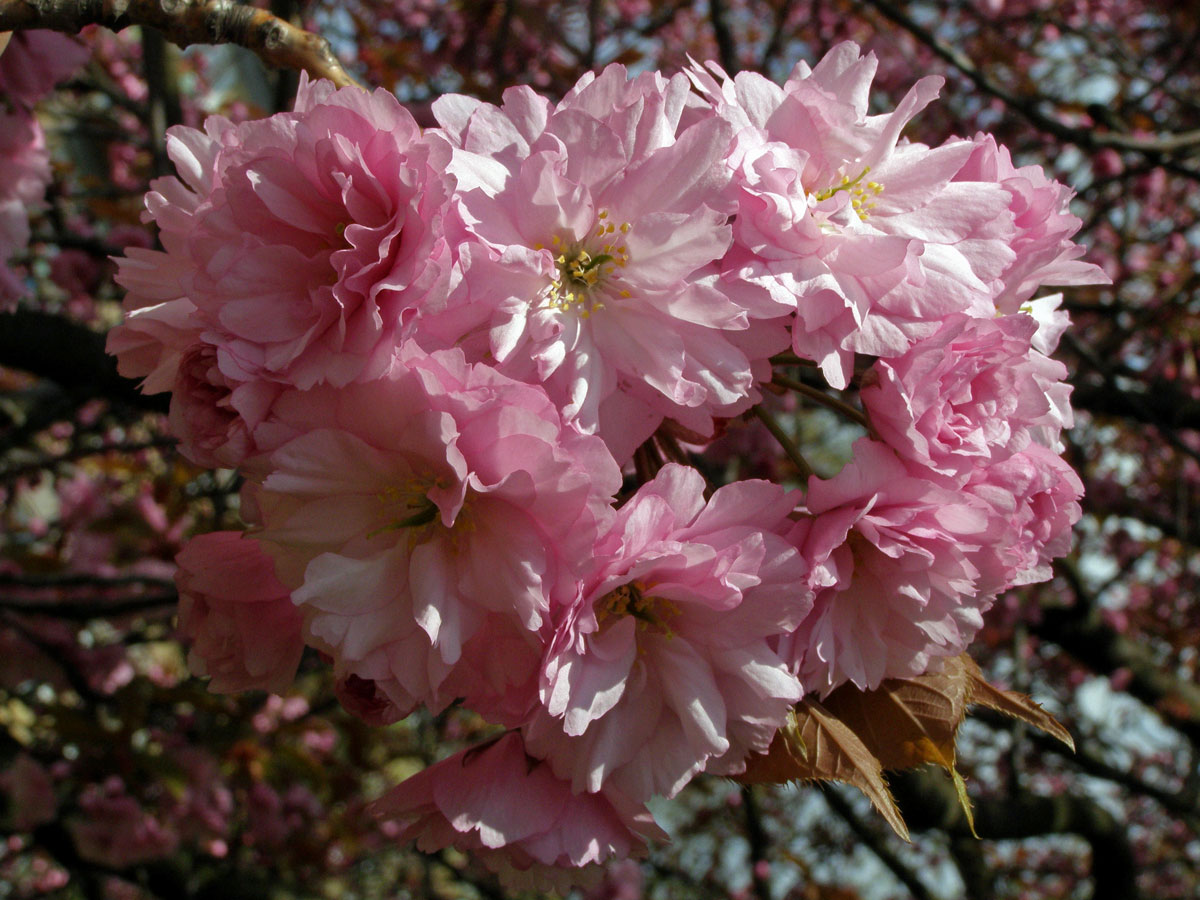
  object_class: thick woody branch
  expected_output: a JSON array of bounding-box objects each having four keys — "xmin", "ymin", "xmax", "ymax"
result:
[
  {"xmin": 0, "ymin": 0, "xmax": 360, "ymax": 89},
  {"xmin": 0, "ymin": 309, "xmax": 166, "ymax": 413}
]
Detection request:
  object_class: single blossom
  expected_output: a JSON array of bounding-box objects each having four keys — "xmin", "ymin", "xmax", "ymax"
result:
[
  {"xmin": 372, "ymin": 732, "xmax": 665, "ymax": 893},
  {"xmin": 0, "ymin": 31, "xmax": 90, "ymax": 109},
  {"xmin": 252, "ymin": 348, "xmax": 620, "ymax": 725},
  {"xmin": 964, "ymin": 443, "xmax": 1083, "ymax": 590},
  {"xmin": 692, "ymin": 43, "xmax": 1056, "ymax": 389},
  {"xmin": 425, "ymin": 65, "xmax": 785, "ymax": 461},
  {"xmin": 110, "ymin": 73, "xmax": 453, "ymax": 393},
  {"xmin": 175, "ymin": 530, "xmax": 305, "ymax": 694},
  {"xmin": 861, "ymin": 312, "xmax": 1072, "ymax": 484},
  {"xmin": 780, "ymin": 439, "xmax": 995, "ymax": 694},
  {"xmin": 524, "ymin": 463, "xmax": 808, "ymax": 801},
  {"xmin": 167, "ymin": 343, "xmax": 284, "ymax": 469},
  {"xmin": 955, "ymin": 133, "xmax": 1109, "ymax": 311}
]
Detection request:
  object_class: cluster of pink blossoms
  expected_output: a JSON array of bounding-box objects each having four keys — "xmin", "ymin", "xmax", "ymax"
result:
[{"xmin": 109, "ymin": 43, "xmax": 1105, "ymax": 888}]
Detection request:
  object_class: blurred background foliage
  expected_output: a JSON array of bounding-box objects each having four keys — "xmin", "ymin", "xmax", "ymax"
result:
[{"xmin": 1, "ymin": 1, "xmax": 1199, "ymax": 898}]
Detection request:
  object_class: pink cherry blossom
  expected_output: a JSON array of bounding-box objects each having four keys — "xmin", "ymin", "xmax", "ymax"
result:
[
  {"xmin": 860, "ymin": 313, "xmax": 1072, "ymax": 484},
  {"xmin": 955, "ymin": 133, "xmax": 1109, "ymax": 311},
  {"xmin": 0, "ymin": 31, "xmax": 90, "ymax": 109},
  {"xmin": 167, "ymin": 343, "xmax": 284, "ymax": 469},
  {"xmin": 964, "ymin": 443, "xmax": 1083, "ymax": 589},
  {"xmin": 693, "ymin": 42, "xmax": 1023, "ymax": 388},
  {"xmin": 780, "ymin": 439, "xmax": 995, "ymax": 694},
  {"xmin": 523, "ymin": 463, "xmax": 807, "ymax": 801},
  {"xmin": 372, "ymin": 732, "xmax": 665, "ymax": 893},
  {"xmin": 175, "ymin": 530, "xmax": 305, "ymax": 694},
  {"xmin": 425, "ymin": 65, "xmax": 784, "ymax": 461},
  {"xmin": 111, "ymin": 73, "xmax": 453, "ymax": 392},
  {"xmin": 252, "ymin": 348, "xmax": 620, "ymax": 725},
  {"xmin": 69, "ymin": 779, "xmax": 179, "ymax": 868}
]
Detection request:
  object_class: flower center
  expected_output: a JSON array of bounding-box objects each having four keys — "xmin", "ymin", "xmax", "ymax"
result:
[
  {"xmin": 813, "ymin": 166, "xmax": 883, "ymax": 218},
  {"xmin": 538, "ymin": 209, "xmax": 633, "ymax": 317},
  {"xmin": 596, "ymin": 581, "xmax": 680, "ymax": 638},
  {"xmin": 368, "ymin": 480, "xmax": 440, "ymax": 540}
]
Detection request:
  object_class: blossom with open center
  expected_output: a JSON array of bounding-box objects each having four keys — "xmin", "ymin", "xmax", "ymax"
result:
[
  {"xmin": 523, "ymin": 464, "xmax": 808, "ymax": 802},
  {"xmin": 423, "ymin": 65, "xmax": 788, "ymax": 461},
  {"xmin": 693, "ymin": 43, "xmax": 1036, "ymax": 389},
  {"xmin": 252, "ymin": 347, "xmax": 620, "ymax": 725}
]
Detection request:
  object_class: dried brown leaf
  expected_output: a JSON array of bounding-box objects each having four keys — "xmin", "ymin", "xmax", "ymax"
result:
[
  {"xmin": 736, "ymin": 700, "xmax": 910, "ymax": 841},
  {"xmin": 818, "ymin": 656, "xmax": 977, "ymax": 833},
  {"xmin": 819, "ymin": 655, "xmax": 974, "ymax": 771},
  {"xmin": 734, "ymin": 653, "xmax": 1070, "ymax": 841},
  {"xmin": 963, "ymin": 657, "xmax": 1075, "ymax": 751}
]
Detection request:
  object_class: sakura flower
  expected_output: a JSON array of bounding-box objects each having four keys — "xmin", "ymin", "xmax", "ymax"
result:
[
  {"xmin": 110, "ymin": 73, "xmax": 452, "ymax": 392},
  {"xmin": 372, "ymin": 732, "xmax": 665, "ymax": 893},
  {"xmin": 426, "ymin": 65, "xmax": 784, "ymax": 461},
  {"xmin": 253, "ymin": 348, "xmax": 620, "ymax": 725},
  {"xmin": 0, "ymin": 31, "xmax": 84, "ymax": 309},
  {"xmin": 693, "ymin": 43, "xmax": 1027, "ymax": 388},
  {"xmin": 860, "ymin": 313, "xmax": 1072, "ymax": 484},
  {"xmin": 175, "ymin": 530, "xmax": 305, "ymax": 694},
  {"xmin": 964, "ymin": 443, "xmax": 1083, "ymax": 589},
  {"xmin": 781, "ymin": 439, "xmax": 995, "ymax": 694},
  {"xmin": 167, "ymin": 343, "xmax": 284, "ymax": 469},
  {"xmin": 69, "ymin": 780, "xmax": 179, "ymax": 868},
  {"xmin": 0, "ymin": 31, "xmax": 90, "ymax": 109},
  {"xmin": 955, "ymin": 134, "xmax": 1109, "ymax": 311},
  {"xmin": 524, "ymin": 463, "xmax": 808, "ymax": 802}
]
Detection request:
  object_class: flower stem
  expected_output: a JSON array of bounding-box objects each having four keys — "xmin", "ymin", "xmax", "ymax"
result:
[
  {"xmin": 751, "ymin": 405, "xmax": 815, "ymax": 480},
  {"xmin": 769, "ymin": 352, "xmax": 818, "ymax": 367},
  {"xmin": 772, "ymin": 372, "xmax": 871, "ymax": 430}
]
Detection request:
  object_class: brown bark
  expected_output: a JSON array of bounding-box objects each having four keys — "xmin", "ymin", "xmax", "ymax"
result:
[{"xmin": 0, "ymin": 0, "xmax": 360, "ymax": 90}]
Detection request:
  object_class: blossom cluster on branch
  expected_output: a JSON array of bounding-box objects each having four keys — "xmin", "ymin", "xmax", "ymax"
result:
[{"xmin": 104, "ymin": 41, "xmax": 1105, "ymax": 888}]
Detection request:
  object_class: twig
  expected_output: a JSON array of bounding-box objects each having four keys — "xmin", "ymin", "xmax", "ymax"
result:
[
  {"xmin": 0, "ymin": 309, "xmax": 167, "ymax": 413},
  {"xmin": 822, "ymin": 786, "xmax": 940, "ymax": 900},
  {"xmin": 751, "ymin": 405, "xmax": 814, "ymax": 480},
  {"xmin": 857, "ymin": 0, "xmax": 1200, "ymax": 165},
  {"xmin": 0, "ymin": 0, "xmax": 361, "ymax": 90},
  {"xmin": 0, "ymin": 572, "xmax": 176, "ymax": 590},
  {"xmin": 771, "ymin": 372, "xmax": 871, "ymax": 429},
  {"xmin": 740, "ymin": 785, "xmax": 772, "ymax": 900},
  {"xmin": 0, "ymin": 594, "xmax": 177, "ymax": 620}
]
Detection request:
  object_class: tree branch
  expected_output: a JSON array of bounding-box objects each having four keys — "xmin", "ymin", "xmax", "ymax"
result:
[
  {"xmin": 708, "ymin": 0, "xmax": 739, "ymax": 75},
  {"xmin": 1040, "ymin": 560, "xmax": 1200, "ymax": 746},
  {"xmin": 857, "ymin": 0, "xmax": 1200, "ymax": 166},
  {"xmin": 739, "ymin": 785, "xmax": 771, "ymax": 900},
  {"xmin": 0, "ymin": 310, "xmax": 166, "ymax": 413},
  {"xmin": 891, "ymin": 768, "xmax": 1142, "ymax": 900},
  {"xmin": 822, "ymin": 787, "xmax": 940, "ymax": 900},
  {"xmin": 0, "ymin": 0, "xmax": 360, "ymax": 90}
]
